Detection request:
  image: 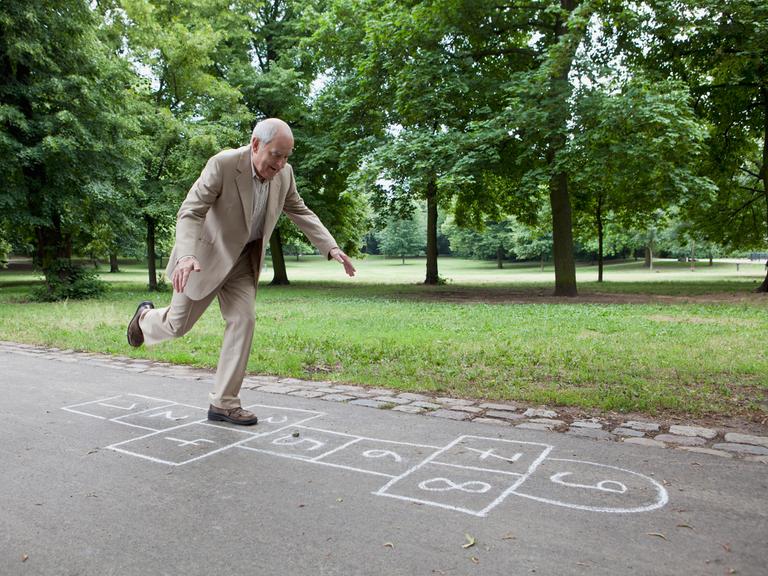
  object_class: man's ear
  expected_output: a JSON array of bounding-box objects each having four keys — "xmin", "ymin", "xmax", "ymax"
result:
[{"xmin": 251, "ymin": 138, "xmax": 260, "ymax": 153}]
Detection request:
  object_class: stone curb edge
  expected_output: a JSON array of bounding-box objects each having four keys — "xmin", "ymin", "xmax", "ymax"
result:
[{"xmin": 3, "ymin": 340, "xmax": 767, "ymax": 464}]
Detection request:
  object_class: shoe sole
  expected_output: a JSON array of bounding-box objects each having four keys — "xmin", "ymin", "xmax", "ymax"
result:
[
  {"xmin": 127, "ymin": 301, "xmax": 153, "ymax": 347},
  {"xmin": 207, "ymin": 412, "xmax": 259, "ymax": 426}
]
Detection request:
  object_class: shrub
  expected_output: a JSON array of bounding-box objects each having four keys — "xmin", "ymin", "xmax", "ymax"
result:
[{"xmin": 32, "ymin": 260, "xmax": 107, "ymax": 302}]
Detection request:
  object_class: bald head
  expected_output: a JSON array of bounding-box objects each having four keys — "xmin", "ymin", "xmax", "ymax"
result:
[{"xmin": 251, "ymin": 118, "xmax": 293, "ymax": 145}]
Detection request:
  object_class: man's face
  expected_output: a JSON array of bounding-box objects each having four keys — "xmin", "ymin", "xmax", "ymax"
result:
[{"xmin": 251, "ymin": 131, "xmax": 293, "ymax": 181}]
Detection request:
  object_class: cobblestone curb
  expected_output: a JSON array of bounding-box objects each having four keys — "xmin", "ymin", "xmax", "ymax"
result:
[{"xmin": 4, "ymin": 340, "xmax": 767, "ymax": 463}]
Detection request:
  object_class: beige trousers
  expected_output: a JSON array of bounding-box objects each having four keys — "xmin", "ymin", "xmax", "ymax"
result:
[{"xmin": 139, "ymin": 251, "xmax": 257, "ymax": 409}]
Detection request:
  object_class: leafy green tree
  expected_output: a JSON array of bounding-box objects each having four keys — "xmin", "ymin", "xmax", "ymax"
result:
[
  {"xmin": 113, "ymin": 0, "xmax": 250, "ymax": 289},
  {"xmin": 312, "ymin": 0, "xmax": 531, "ymax": 285},
  {"xmin": 623, "ymin": 0, "xmax": 768, "ymax": 290},
  {"xmin": 377, "ymin": 214, "xmax": 426, "ymax": 264},
  {"xmin": 215, "ymin": 0, "xmax": 373, "ymax": 284},
  {"xmin": 569, "ymin": 76, "xmax": 713, "ymax": 281},
  {"xmin": 442, "ymin": 217, "xmax": 516, "ymax": 268},
  {"xmin": 0, "ymin": 0, "xmax": 142, "ymax": 298}
]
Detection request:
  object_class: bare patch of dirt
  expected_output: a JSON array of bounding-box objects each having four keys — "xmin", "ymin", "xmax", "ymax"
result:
[{"xmin": 398, "ymin": 288, "xmax": 768, "ymax": 306}]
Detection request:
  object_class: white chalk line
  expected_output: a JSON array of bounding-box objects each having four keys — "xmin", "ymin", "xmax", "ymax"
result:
[
  {"xmin": 110, "ymin": 403, "xmax": 189, "ymax": 430},
  {"xmin": 61, "ymin": 394, "xmax": 126, "ymax": 419},
  {"xmin": 310, "ymin": 438, "xmax": 363, "ymax": 462},
  {"xmin": 477, "ymin": 444, "xmax": 554, "ymax": 517},
  {"xmin": 509, "ymin": 457, "xmax": 669, "ymax": 514},
  {"xmin": 430, "ymin": 460, "xmax": 526, "ymax": 478},
  {"xmin": 237, "ymin": 445, "xmax": 397, "ymax": 478},
  {"xmin": 296, "ymin": 427, "xmax": 441, "ymax": 450}
]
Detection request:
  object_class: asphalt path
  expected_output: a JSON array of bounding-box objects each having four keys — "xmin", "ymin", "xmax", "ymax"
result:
[{"xmin": 1, "ymin": 350, "xmax": 766, "ymax": 576}]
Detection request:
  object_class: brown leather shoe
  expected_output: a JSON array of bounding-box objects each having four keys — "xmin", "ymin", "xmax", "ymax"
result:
[
  {"xmin": 208, "ymin": 405, "xmax": 259, "ymax": 426},
  {"xmin": 127, "ymin": 301, "xmax": 154, "ymax": 347}
]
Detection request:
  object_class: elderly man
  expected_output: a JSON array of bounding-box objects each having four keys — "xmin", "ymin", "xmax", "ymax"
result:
[{"xmin": 126, "ymin": 118, "xmax": 356, "ymax": 425}]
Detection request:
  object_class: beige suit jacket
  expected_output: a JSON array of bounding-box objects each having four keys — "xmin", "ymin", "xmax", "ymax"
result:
[{"xmin": 165, "ymin": 145, "xmax": 337, "ymax": 300}]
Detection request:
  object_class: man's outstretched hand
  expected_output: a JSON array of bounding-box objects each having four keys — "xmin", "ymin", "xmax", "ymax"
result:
[
  {"xmin": 329, "ymin": 247, "xmax": 356, "ymax": 277},
  {"xmin": 172, "ymin": 256, "xmax": 202, "ymax": 293}
]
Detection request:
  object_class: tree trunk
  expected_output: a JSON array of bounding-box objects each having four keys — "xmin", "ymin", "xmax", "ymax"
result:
[
  {"xmin": 109, "ymin": 253, "xmax": 119, "ymax": 273},
  {"xmin": 690, "ymin": 240, "xmax": 696, "ymax": 271},
  {"xmin": 269, "ymin": 226, "xmax": 290, "ymax": 285},
  {"xmin": 646, "ymin": 245, "xmax": 654, "ymax": 272},
  {"xmin": 544, "ymin": 0, "xmax": 582, "ymax": 297},
  {"xmin": 540, "ymin": 252, "xmax": 545, "ymax": 272},
  {"xmin": 596, "ymin": 196, "xmax": 604, "ymax": 283},
  {"xmin": 146, "ymin": 216, "xmax": 157, "ymax": 291},
  {"xmin": 758, "ymin": 260, "xmax": 768, "ymax": 292},
  {"xmin": 34, "ymin": 212, "xmax": 67, "ymax": 272},
  {"xmin": 550, "ymin": 171, "xmax": 577, "ymax": 295},
  {"xmin": 497, "ymin": 246, "xmax": 503, "ymax": 269},
  {"xmin": 757, "ymin": 88, "xmax": 768, "ymax": 293},
  {"xmin": 424, "ymin": 178, "xmax": 439, "ymax": 285}
]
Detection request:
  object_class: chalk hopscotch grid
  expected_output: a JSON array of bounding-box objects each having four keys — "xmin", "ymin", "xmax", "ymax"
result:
[
  {"xmin": 61, "ymin": 395, "xmax": 669, "ymax": 516},
  {"xmin": 107, "ymin": 412, "xmax": 325, "ymax": 466},
  {"xmin": 59, "ymin": 394, "xmax": 325, "ymax": 466},
  {"xmin": 238, "ymin": 426, "xmax": 443, "ymax": 479},
  {"xmin": 374, "ymin": 436, "xmax": 554, "ymax": 517}
]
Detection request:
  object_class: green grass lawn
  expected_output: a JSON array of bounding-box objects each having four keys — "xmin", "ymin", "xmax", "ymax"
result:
[{"xmin": 1, "ymin": 256, "xmax": 766, "ymax": 420}]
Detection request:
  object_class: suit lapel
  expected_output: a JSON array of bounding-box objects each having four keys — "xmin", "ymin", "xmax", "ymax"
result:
[
  {"xmin": 235, "ymin": 146, "xmax": 254, "ymax": 232},
  {"xmin": 264, "ymin": 168, "xmax": 285, "ymax": 227}
]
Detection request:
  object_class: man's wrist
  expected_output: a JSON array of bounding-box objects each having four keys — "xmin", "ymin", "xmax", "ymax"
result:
[{"xmin": 176, "ymin": 255, "xmax": 199, "ymax": 266}]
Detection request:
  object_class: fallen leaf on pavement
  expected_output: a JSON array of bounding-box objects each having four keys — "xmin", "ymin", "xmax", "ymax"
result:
[
  {"xmin": 676, "ymin": 524, "xmax": 695, "ymax": 530},
  {"xmin": 501, "ymin": 532, "xmax": 516, "ymax": 540},
  {"xmin": 470, "ymin": 556, "xmax": 479, "ymax": 564},
  {"xmin": 721, "ymin": 543, "xmax": 732, "ymax": 553},
  {"xmin": 21, "ymin": 555, "xmax": 28, "ymax": 562},
  {"xmin": 462, "ymin": 534, "xmax": 476, "ymax": 549},
  {"xmin": 383, "ymin": 542, "xmax": 394, "ymax": 549},
  {"xmin": 647, "ymin": 533, "xmax": 667, "ymax": 540}
]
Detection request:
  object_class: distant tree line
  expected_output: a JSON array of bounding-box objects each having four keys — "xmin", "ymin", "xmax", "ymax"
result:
[{"xmin": 1, "ymin": 0, "xmax": 766, "ymax": 299}]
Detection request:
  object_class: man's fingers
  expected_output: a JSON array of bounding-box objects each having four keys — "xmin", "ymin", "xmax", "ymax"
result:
[
  {"xmin": 172, "ymin": 261, "xmax": 201, "ymax": 293},
  {"xmin": 337, "ymin": 253, "xmax": 356, "ymax": 277}
]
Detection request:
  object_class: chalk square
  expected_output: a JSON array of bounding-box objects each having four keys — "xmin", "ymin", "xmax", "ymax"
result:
[
  {"xmin": 431, "ymin": 436, "xmax": 552, "ymax": 476},
  {"xmin": 239, "ymin": 427, "xmax": 360, "ymax": 461},
  {"xmin": 317, "ymin": 438, "xmax": 439, "ymax": 477},
  {"xmin": 113, "ymin": 403, "xmax": 206, "ymax": 431},
  {"xmin": 108, "ymin": 422, "xmax": 256, "ymax": 466},
  {"xmin": 62, "ymin": 394, "xmax": 175, "ymax": 420},
  {"xmin": 376, "ymin": 462, "xmax": 523, "ymax": 517}
]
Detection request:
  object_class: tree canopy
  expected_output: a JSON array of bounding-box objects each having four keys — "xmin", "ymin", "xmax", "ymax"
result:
[{"xmin": 1, "ymin": 0, "xmax": 766, "ymax": 297}]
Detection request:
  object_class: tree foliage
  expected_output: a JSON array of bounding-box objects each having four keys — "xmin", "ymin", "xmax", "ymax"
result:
[{"xmin": 0, "ymin": 0, "xmax": 143, "ymax": 298}]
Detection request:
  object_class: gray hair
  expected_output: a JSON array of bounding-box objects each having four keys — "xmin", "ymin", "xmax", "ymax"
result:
[{"xmin": 251, "ymin": 118, "xmax": 292, "ymax": 144}]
